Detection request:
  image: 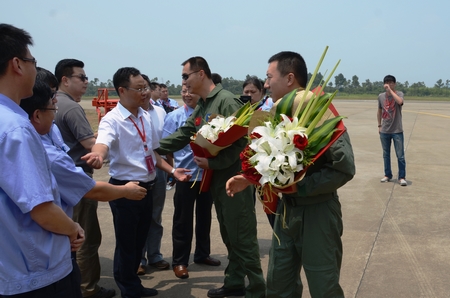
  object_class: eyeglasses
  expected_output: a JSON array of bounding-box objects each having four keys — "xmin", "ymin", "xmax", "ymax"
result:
[
  {"xmin": 181, "ymin": 90, "xmax": 190, "ymax": 95},
  {"xmin": 69, "ymin": 74, "xmax": 89, "ymax": 82},
  {"xmin": 41, "ymin": 107, "xmax": 58, "ymax": 114},
  {"xmin": 19, "ymin": 57, "xmax": 37, "ymax": 66},
  {"xmin": 126, "ymin": 86, "xmax": 151, "ymax": 93},
  {"xmin": 181, "ymin": 70, "xmax": 201, "ymax": 81}
]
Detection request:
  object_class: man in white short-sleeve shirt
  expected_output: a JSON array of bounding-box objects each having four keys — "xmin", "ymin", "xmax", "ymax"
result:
[{"xmin": 82, "ymin": 67, "xmax": 190, "ymax": 298}]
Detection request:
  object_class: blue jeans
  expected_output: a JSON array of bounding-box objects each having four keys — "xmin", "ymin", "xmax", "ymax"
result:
[{"xmin": 380, "ymin": 132, "xmax": 406, "ymax": 179}]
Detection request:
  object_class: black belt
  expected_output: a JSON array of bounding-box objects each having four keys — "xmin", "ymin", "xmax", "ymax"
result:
[
  {"xmin": 138, "ymin": 180, "xmax": 156, "ymax": 190},
  {"xmin": 110, "ymin": 177, "xmax": 157, "ymax": 190}
]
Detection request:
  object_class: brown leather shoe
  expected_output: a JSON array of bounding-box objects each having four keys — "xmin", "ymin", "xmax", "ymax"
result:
[
  {"xmin": 149, "ymin": 259, "xmax": 170, "ymax": 270},
  {"xmin": 173, "ymin": 265, "xmax": 189, "ymax": 279},
  {"xmin": 195, "ymin": 256, "xmax": 221, "ymax": 266},
  {"xmin": 137, "ymin": 265, "xmax": 146, "ymax": 275}
]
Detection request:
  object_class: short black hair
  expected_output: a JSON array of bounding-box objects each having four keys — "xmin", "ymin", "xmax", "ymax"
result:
[
  {"xmin": 141, "ymin": 74, "xmax": 151, "ymax": 85},
  {"xmin": 383, "ymin": 75, "xmax": 396, "ymax": 83},
  {"xmin": 159, "ymin": 83, "xmax": 167, "ymax": 89},
  {"xmin": 112, "ymin": 67, "xmax": 141, "ymax": 94},
  {"xmin": 36, "ymin": 67, "xmax": 58, "ymax": 90},
  {"xmin": 212, "ymin": 73, "xmax": 222, "ymax": 84},
  {"xmin": 20, "ymin": 80, "xmax": 53, "ymax": 119},
  {"xmin": 0, "ymin": 23, "xmax": 33, "ymax": 76},
  {"xmin": 268, "ymin": 51, "xmax": 308, "ymax": 88},
  {"xmin": 150, "ymin": 82, "xmax": 160, "ymax": 91},
  {"xmin": 54, "ymin": 59, "xmax": 84, "ymax": 85},
  {"xmin": 181, "ymin": 56, "xmax": 212, "ymax": 79}
]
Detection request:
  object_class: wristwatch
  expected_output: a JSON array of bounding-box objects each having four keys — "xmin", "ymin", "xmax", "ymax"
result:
[{"xmin": 171, "ymin": 168, "xmax": 176, "ymax": 174}]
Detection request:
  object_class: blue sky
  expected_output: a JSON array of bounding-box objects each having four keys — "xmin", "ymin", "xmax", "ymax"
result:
[{"xmin": 2, "ymin": 0, "xmax": 448, "ymax": 88}]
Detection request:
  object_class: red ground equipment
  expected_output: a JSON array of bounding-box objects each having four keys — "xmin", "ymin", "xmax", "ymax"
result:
[{"xmin": 91, "ymin": 88, "xmax": 119, "ymax": 123}]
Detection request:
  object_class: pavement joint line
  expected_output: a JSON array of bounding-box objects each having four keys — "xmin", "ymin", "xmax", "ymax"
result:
[
  {"xmin": 403, "ymin": 109, "xmax": 450, "ymax": 119},
  {"xmin": 356, "ymin": 180, "xmax": 395, "ymax": 297}
]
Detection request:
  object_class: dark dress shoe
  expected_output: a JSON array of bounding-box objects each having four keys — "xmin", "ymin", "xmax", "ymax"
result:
[
  {"xmin": 149, "ymin": 259, "xmax": 170, "ymax": 270},
  {"xmin": 173, "ymin": 265, "xmax": 189, "ymax": 279},
  {"xmin": 195, "ymin": 256, "xmax": 221, "ymax": 266},
  {"xmin": 90, "ymin": 287, "xmax": 116, "ymax": 298},
  {"xmin": 141, "ymin": 287, "xmax": 158, "ymax": 297},
  {"xmin": 207, "ymin": 286, "xmax": 245, "ymax": 298}
]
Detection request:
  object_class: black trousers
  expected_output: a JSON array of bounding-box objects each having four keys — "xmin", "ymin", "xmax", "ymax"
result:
[
  {"xmin": 172, "ymin": 181, "xmax": 213, "ymax": 266},
  {"xmin": 109, "ymin": 178, "xmax": 154, "ymax": 298}
]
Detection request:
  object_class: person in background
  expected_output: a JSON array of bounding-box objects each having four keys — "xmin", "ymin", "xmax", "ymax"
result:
[
  {"xmin": 36, "ymin": 66, "xmax": 70, "ymax": 152},
  {"xmin": 138, "ymin": 74, "xmax": 170, "ymax": 274},
  {"xmin": 0, "ymin": 23, "xmax": 83, "ymax": 297},
  {"xmin": 155, "ymin": 82, "xmax": 179, "ymax": 190},
  {"xmin": 156, "ymin": 56, "xmax": 265, "ymax": 298},
  {"xmin": 377, "ymin": 74, "xmax": 407, "ymax": 186},
  {"xmin": 261, "ymin": 94, "xmax": 274, "ymax": 111},
  {"xmin": 149, "ymin": 81, "xmax": 161, "ymax": 106},
  {"xmin": 159, "ymin": 83, "xmax": 179, "ymax": 113},
  {"xmin": 242, "ymin": 76, "xmax": 276, "ymax": 226},
  {"xmin": 211, "ymin": 72, "xmax": 222, "ymax": 85},
  {"xmin": 162, "ymin": 85, "xmax": 220, "ymax": 279},
  {"xmin": 242, "ymin": 76, "xmax": 272, "ymax": 111},
  {"xmin": 54, "ymin": 58, "xmax": 114, "ymax": 298},
  {"xmin": 82, "ymin": 67, "xmax": 191, "ymax": 298}
]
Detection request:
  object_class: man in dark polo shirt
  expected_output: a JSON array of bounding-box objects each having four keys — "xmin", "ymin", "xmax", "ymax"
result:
[{"xmin": 54, "ymin": 59, "xmax": 114, "ymax": 298}]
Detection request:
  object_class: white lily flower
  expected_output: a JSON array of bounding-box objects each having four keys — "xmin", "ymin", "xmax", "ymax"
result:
[{"xmin": 197, "ymin": 115, "xmax": 237, "ymax": 143}]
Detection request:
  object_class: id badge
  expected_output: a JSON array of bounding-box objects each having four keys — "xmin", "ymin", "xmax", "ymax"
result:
[{"xmin": 145, "ymin": 154, "xmax": 156, "ymax": 175}]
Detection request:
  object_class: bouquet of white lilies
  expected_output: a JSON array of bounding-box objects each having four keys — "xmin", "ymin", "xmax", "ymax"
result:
[
  {"xmin": 190, "ymin": 101, "xmax": 258, "ymax": 192},
  {"xmin": 240, "ymin": 46, "xmax": 346, "ymax": 214}
]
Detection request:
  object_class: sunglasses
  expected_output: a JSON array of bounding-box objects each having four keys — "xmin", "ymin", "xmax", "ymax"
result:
[
  {"xmin": 181, "ymin": 70, "xmax": 201, "ymax": 81},
  {"xmin": 69, "ymin": 74, "xmax": 89, "ymax": 82}
]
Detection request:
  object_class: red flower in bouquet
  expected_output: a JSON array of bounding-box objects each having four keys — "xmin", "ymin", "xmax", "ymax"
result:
[
  {"xmin": 293, "ymin": 134, "xmax": 308, "ymax": 150},
  {"xmin": 240, "ymin": 145, "xmax": 262, "ymax": 184},
  {"xmin": 249, "ymin": 132, "xmax": 262, "ymax": 139}
]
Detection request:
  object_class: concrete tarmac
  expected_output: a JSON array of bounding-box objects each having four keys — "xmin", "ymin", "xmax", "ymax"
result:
[{"xmin": 85, "ymin": 100, "xmax": 450, "ymax": 297}]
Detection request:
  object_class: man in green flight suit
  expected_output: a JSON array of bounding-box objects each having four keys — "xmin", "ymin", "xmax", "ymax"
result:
[
  {"xmin": 156, "ymin": 56, "xmax": 265, "ymax": 298},
  {"xmin": 226, "ymin": 51, "xmax": 355, "ymax": 297}
]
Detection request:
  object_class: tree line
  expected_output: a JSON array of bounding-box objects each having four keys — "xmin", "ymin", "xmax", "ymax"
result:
[{"xmin": 85, "ymin": 74, "xmax": 450, "ymax": 98}]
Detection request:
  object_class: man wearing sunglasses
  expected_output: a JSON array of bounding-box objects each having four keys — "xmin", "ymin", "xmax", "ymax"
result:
[
  {"xmin": 54, "ymin": 59, "xmax": 113, "ymax": 298},
  {"xmin": 156, "ymin": 57, "xmax": 265, "ymax": 298}
]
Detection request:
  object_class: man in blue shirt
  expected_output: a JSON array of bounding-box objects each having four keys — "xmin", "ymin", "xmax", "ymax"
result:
[
  {"xmin": 157, "ymin": 83, "xmax": 179, "ymax": 113},
  {"xmin": 0, "ymin": 23, "xmax": 83, "ymax": 297},
  {"xmin": 162, "ymin": 85, "xmax": 220, "ymax": 279}
]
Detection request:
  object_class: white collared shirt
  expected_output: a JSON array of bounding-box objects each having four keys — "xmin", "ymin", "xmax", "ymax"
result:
[
  {"xmin": 147, "ymin": 105, "xmax": 166, "ymax": 140},
  {"xmin": 96, "ymin": 102, "xmax": 159, "ymax": 182}
]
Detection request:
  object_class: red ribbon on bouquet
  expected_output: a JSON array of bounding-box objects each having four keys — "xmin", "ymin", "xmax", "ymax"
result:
[{"xmin": 190, "ymin": 124, "xmax": 248, "ymax": 192}]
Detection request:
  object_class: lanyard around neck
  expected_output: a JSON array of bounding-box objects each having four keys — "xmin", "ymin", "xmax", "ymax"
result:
[{"xmin": 129, "ymin": 116, "xmax": 148, "ymax": 151}]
